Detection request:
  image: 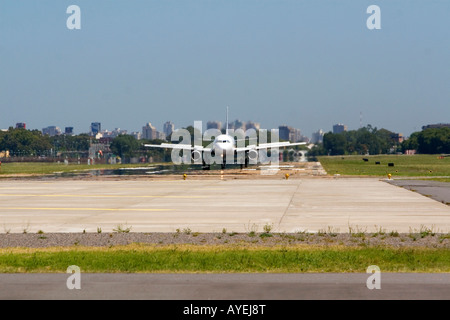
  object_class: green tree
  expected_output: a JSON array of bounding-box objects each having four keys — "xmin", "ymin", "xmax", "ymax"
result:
[
  {"xmin": 50, "ymin": 134, "xmax": 90, "ymax": 152},
  {"xmin": 416, "ymin": 128, "xmax": 450, "ymax": 154},
  {"xmin": 0, "ymin": 128, "xmax": 52, "ymax": 156},
  {"xmin": 401, "ymin": 132, "xmax": 419, "ymax": 152},
  {"xmin": 323, "ymin": 132, "xmax": 346, "ymax": 155},
  {"xmin": 110, "ymin": 135, "xmax": 139, "ymax": 158}
]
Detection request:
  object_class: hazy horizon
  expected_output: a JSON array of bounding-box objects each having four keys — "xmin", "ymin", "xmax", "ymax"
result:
[{"xmin": 1, "ymin": 1, "xmax": 449, "ymax": 138}]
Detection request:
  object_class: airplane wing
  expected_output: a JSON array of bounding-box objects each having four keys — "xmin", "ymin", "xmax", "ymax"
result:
[
  {"xmin": 235, "ymin": 141, "xmax": 306, "ymax": 152},
  {"xmin": 255, "ymin": 141, "xmax": 307, "ymax": 150},
  {"xmin": 144, "ymin": 143, "xmax": 206, "ymax": 151}
]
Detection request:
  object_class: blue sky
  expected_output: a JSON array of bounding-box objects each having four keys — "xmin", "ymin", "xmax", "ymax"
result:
[{"xmin": 1, "ymin": 0, "xmax": 449, "ymax": 138}]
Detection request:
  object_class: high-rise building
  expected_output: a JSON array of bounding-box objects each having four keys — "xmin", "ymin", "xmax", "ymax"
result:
[
  {"xmin": 207, "ymin": 121, "xmax": 222, "ymax": 131},
  {"xmin": 65, "ymin": 127, "xmax": 74, "ymax": 135},
  {"xmin": 163, "ymin": 121, "xmax": 175, "ymax": 137},
  {"xmin": 278, "ymin": 125, "xmax": 292, "ymax": 141},
  {"xmin": 91, "ymin": 122, "xmax": 101, "ymax": 135},
  {"xmin": 289, "ymin": 128, "xmax": 303, "ymax": 142},
  {"xmin": 333, "ymin": 123, "xmax": 347, "ymax": 134},
  {"xmin": 15, "ymin": 123, "xmax": 26, "ymax": 129},
  {"xmin": 142, "ymin": 122, "xmax": 157, "ymax": 140},
  {"xmin": 311, "ymin": 129, "xmax": 324, "ymax": 144},
  {"xmin": 229, "ymin": 119, "xmax": 245, "ymax": 131},
  {"xmin": 131, "ymin": 131, "xmax": 142, "ymax": 140},
  {"xmin": 42, "ymin": 126, "xmax": 61, "ymax": 136},
  {"xmin": 278, "ymin": 125, "xmax": 304, "ymax": 142},
  {"xmin": 245, "ymin": 121, "xmax": 260, "ymax": 131},
  {"xmin": 156, "ymin": 131, "xmax": 166, "ymax": 140}
]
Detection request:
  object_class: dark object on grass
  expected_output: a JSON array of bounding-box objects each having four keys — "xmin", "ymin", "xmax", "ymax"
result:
[
  {"xmin": 388, "ymin": 163, "xmax": 394, "ymax": 167},
  {"xmin": 375, "ymin": 161, "xmax": 380, "ymax": 165},
  {"xmin": 363, "ymin": 158, "xmax": 369, "ymax": 162}
]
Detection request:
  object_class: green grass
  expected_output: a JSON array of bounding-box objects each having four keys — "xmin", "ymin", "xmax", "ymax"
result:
[
  {"xmin": 0, "ymin": 162, "xmax": 163, "ymax": 176},
  {"xmin": 0, "ymin": 244, "xmax": 449, "ymax": 273},
  {"xmin": 318, "ymin": 154, "xmax": 450, "ymax": 177}
]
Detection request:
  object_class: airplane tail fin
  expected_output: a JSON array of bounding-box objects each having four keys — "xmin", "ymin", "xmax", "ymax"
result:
[{"xmin": 226, "ymin": 106, "xmax": 229, "ymax": 135}]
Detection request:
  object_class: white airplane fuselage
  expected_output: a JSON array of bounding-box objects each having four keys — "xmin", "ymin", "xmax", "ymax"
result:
[{"xmin": 211, "ymin": 134, "xmax": 235, "ymax": 154}]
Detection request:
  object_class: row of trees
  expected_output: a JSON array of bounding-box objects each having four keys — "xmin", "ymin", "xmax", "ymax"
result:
[
  {"xmin": 0, "ymin": 127, "xmax": 165, "ymax": 159},
  {"xmin": 401, "ymin": 127, "xmax": 450, "ymax": 154},
  {"xmin": 2, "ymin": 125, "xmax": 448, "ymax": 160},
  {"xmin": 0, "ymin": 128, "xmax": 98, "ymax": 157},
  {"xmin": 309, "ymin": 126, "xmax": 450, "ymax": 159},
  {"xmin": 0, "ymin": 128, "xmax": 52, "ymax": 156},
  {"xmin": 308, "ymin": 125, "xmax": 401, "ymax": 158}
]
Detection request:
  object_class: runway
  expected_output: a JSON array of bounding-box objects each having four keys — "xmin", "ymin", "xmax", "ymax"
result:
[
  {"xmin": 1, "ymin": 273, "xmax": 449, "ymax": 300},
  {"xmin": 1, "ymin": 176, "xmax": 449, "ymax": 233}
]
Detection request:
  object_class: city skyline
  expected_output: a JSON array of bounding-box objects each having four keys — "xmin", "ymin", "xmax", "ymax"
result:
[
  {"xmin": 1, "ymin": 1, "xmax": 449, "ymax": 138},
  {"xmin": 2, "ymin": 116, "xmax": 425, "ymax": 142}
]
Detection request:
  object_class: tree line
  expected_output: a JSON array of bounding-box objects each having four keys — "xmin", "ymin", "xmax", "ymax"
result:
[
  {"xmin": 401, "ymin": 127, "xmax": 450, "ymax": 154},
  {"xmin": 308, "ymin": 125, "xmax": 450, "ymax": 159},
  {"xmin": 0, "ymin": 127, "xmax": 172, "ymax": 159},
  {"xmin": 2, "ymin": 125, "xmax": 448, "ymax": 160}
]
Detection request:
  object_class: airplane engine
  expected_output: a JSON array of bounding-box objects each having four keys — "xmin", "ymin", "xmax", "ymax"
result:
[
  {"xmin": 191, "ymin": 150, "xmax": 202, "ymax": 162},
  {"xmin": 248, "ymin": 149, "xmax": 258, "ymax": 162}
]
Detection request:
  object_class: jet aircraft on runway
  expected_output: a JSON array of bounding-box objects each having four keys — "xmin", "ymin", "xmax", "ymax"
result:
[{"xmin": 144, "ymin": 108, "xmax": 306, "ymax": 169}]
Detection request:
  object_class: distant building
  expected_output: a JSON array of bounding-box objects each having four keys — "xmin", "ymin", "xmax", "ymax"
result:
[
  {"xmin": 131, "ymin": 131, "xmax": 142, "ymax": 140},
  {"xmin": 214, "ymin": 119, "xmax": 260, "ymax": 132},
  {"xmin": 15, "ymin": 123, "xmax": 26, "ymax": 129},
  {"xmin": 278, "ymin": 125, "xmax": 304, "ymax": 142},
  {"xmin": 156, "ymin": 131, "xmax": 166, "ymax": 140},
  {"xmin": 207, "ymin": 121, "xmax": 222, "ymax": 131},
  {"xmin": 65, "ymin": 127, "xmax": 74, "ymax": 135},
  {"xmin": 333, "ymin": 123, "xmax": 348, "ymax": 134},
  {"xmin": 311, "ymin": 129, "xmax": 324, "ymax": 144},
  {"xmin": 101, "ymin": 128, "xmax": 128, "ymax": 138},
  {"xmin": 42, "ymin": 126, "xmax": 62, "ymax": 136},
  {"xmin": 229, "ymin": 119, "xmax": 245, "ymax": 131},
  {"xmin": 142, "ymin": 122, "xmax": 157, "ymax": 140},
  {"xmin": 90, "ymin": 122, "xmax": 101, "ymax": 135},
  {"xmin": 391, "ymin": 133, "xmax": 404, "ymax": 143},
  {"xmin": 163, "ymin": 121, "xmax": 175, "ymax": 137},
  {"xmin": 245, "ymin": 121, "xmax": 260, "ymax": 131},
  {"xmin": 278, "ymin": 125, "xmax": 291, "ymax": 141},
  {"xmin": 422, "ymin": 123, "xmax": 450, "ymax": 130}
]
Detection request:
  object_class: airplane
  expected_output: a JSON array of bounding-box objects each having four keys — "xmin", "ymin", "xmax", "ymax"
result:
[{"xmin": 144, "ymin": 107, "xmax": 307, "ymax": 169}]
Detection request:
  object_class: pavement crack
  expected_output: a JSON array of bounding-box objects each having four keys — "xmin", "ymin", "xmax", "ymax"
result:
[{"xmin": 277, "ymin": 181, "xmax": 301, "ymax": 230}]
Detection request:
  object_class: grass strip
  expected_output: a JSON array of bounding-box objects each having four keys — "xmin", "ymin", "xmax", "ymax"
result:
[
  {"xmin": 0, "ymin": 244, "xmax": 449, "ymax": 273},
  {"xmin": 318, "ymin": 154, "xmax": 450, "ymax": 177},
  {"xmin": 0, "ymin": 162, "xmax": 167, "ymax": 176}
]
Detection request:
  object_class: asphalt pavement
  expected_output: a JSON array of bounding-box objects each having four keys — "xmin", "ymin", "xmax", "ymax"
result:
[
  {"xmin": 0, "ymin": 273, "xmax": 449, "ymax": 300},
  {"xmin": 386, "ymin": 179, "xmax": 450, "ymax": 204}
]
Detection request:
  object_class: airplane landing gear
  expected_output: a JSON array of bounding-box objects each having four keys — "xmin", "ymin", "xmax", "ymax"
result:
[{"xmin": 202, "ymin": 160, "xmax": 210, "ymax": 170}]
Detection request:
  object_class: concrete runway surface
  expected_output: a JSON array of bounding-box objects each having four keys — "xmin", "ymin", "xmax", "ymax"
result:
[
  {"xmin": 0, "ymin": 176, "xmax": 449, "ymax": 233},
  {"xmin": 1, "ymin": 175, "xmax": 449, "ymax": 302}
]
